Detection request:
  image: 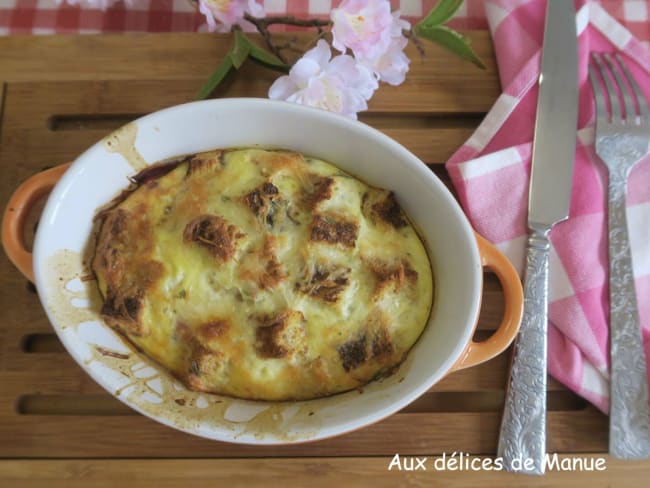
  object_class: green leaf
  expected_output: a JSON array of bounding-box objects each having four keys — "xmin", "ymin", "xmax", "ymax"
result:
[
  {"xmin": 196, "ymin": 33, "xmax": 292, "ymax": 100},
  {"xmin": 248, "ymin": 42, "xmax": 290, "ymax": 73},
  {"xmin": 231, "ymin": 30, "xmax": 252, "ymax": 69},
  {"xmin": 414, "ymin": 24, "xmax": 486, "ymax": 69},
  {"xmin": 417, "ymin": 0, "xmax": 465, "ymax": 28},
  {"xmin": 196, "ymin": 54, "xmax": 234, "ymax": 100}
]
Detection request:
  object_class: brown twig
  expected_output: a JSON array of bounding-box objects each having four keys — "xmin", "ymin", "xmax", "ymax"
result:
[
  {"xmin": 244, "ymin": 13, "xmax": 332, "ymax": 64},
  {"xmin": 404, "ymin": 28, "xmax": 426, "ymax": 58},
  {"xmin": 242, "ymin": 14, "xmax": 285, "ymax": 63},
  {"xmin": 248, "ymin": 14, "xmax": 331, "ymax": 28}
]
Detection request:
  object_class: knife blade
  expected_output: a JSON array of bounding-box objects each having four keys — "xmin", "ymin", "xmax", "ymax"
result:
[{"xmin": 497, "ymin": 0, "xmax": 579, "ymax": 475}]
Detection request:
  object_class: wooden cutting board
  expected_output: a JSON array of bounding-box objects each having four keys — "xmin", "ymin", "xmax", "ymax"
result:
[{"xmin": 0, "ymin": 32, "xmax": 646, "ymax": 486}]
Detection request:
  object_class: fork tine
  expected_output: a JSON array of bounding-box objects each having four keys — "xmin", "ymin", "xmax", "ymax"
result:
[
  {"xmin": 604, "ymin": 53, "xmax": 636, "ymax": 122},
  {"xmin": 614, "ymin": 52, "xmax": 649, "ymax": 119},
  {"xmin": 593, "ymin": 53, "xmax": 622, "ymax": 121},
  {"xmin": 589, "ymin": 60, "xmax": 608, "ymax": 125}
]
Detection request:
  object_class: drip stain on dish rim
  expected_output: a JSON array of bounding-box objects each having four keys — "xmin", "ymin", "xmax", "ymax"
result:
[{"xmin": 102, "ymin": 122, "xmax": 148, "ymax": 171}]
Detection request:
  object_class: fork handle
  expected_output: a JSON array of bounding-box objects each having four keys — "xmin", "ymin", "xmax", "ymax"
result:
[
  {"xmin": 497, "ymin": 226, "xmax": 549, "ymax": 475},
  {"xmin": 607, "ymin": 171, "xmax": 650, "ymax": 459}
]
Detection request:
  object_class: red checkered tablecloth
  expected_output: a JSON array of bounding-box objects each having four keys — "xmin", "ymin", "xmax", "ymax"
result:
[{"xmin": 1, "ymin": 0, "xmax": 649, "ymax": 43}]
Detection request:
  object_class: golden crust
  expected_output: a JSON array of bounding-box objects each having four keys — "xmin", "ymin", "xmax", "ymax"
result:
[
  {"xmin": 93, "ymin": 208, "xmax": 164, "ymax": 337},
  {"xmin": 92, "ymin": 148, "xmax": 433, "ymax": 401}
]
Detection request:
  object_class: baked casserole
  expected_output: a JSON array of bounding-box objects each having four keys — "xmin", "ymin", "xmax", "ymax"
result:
[{"xmin": 92, "ymin": 148, "xmax": 433, "ymax": 401}]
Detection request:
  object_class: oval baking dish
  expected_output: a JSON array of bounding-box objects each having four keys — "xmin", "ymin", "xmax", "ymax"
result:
[{"xmin": 2, "ymin": 98, "xmax": 523, "ymax": 444}]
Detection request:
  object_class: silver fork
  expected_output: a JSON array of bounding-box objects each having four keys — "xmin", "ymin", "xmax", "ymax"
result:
[{"xmin": 589, "ymin": 52, "xmax": 650, "ymax": 459}]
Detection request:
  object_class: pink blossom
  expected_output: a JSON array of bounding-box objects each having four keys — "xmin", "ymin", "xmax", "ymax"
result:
[
  {"xmin": 268, "ymin": 40, "xmax": 378, "ymax": 119},
  {"xmin": 198, "ymin": 0, "xmax": 264, "ymax": 33},
  {"xmin": 361, "ymin": 12, "xmax": 411, "ymax": 85},
  {"xmin": 330, "ymin": 0, "xmax": 394, "ymax": 62}
]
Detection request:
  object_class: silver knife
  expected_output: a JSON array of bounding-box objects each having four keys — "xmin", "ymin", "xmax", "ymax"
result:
[{"xmin": 497, "ymin": 0, "xmax": 579, "ymax": 475}]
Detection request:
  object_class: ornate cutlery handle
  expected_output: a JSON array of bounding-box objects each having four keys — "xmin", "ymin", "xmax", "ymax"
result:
[
  {"xmin": 497, "ymin": 226, "xmax": 549, "ymax": 475},
  {"xmin": 607, "ymin": 171, "xmax": 650, "ymax": 459}
]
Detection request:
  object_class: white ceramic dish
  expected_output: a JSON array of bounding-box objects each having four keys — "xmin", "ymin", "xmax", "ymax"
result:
[{"xmin": 2, "ymin": 98, "xmax": 523, "ymax": 444}]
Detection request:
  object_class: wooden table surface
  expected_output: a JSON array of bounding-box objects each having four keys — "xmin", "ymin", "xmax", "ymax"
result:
[{"xmin": 0, "ymin": 32, "xmax": 647, "ymax": 487}]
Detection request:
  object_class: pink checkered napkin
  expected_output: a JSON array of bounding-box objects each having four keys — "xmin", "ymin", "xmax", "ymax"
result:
[{"xmin": 446, "ymin": 0, "xmax": 650, "ymax": 413}]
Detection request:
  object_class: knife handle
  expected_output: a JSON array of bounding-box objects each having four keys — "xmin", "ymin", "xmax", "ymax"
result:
[
  {"xmin": 607, "ymin": 172, "xmax": 650, "ymax": 459},
  {"xmin": 497, "ymin": 226, "xmax": 549, "ymax": 475}
]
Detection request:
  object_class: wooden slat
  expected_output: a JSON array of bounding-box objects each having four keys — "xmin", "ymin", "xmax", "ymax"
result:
[
  {"xmin": 2, "ymin": 114, "xmax": 473, "ymax": 167},
  {"xmin": 1, "ymin": 456, "xmax": 642, "ymax": 488},
  {"xmin": 0, "ymin": 33, "xmax": 500, "ymax": 113},
  {"xmin": 0, "ymin": 81, "xmax": 481, "ymax": 168},
  {"xmin": 0, "ymin": 409, "xmax": 607, "ymax": 458},
  {"xmin": 10, "ymin": 390, "xmax": 584, "ymax": 418}
]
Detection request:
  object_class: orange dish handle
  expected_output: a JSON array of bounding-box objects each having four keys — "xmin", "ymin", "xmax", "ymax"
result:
[
  {"xmin": 451, "ymin": 233, "xmax": 524, "ymax": 372},
  {"xmin": 2, "ymin": 163, "xmax": 71, "ymax": 283}
]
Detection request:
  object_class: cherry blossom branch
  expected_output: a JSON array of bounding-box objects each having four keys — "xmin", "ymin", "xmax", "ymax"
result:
[
  {"xmin": 194, "ymin": 0, "xmax": 483, "ymax": 117},
  {"xmin": 243, "ymin": 13, "xmax": 332, "ymax": 63}
]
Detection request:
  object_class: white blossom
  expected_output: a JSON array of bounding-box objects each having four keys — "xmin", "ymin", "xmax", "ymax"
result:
[{"xmin": 269, "ymin": 40, "xmax": 378, "ymax": 119}]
